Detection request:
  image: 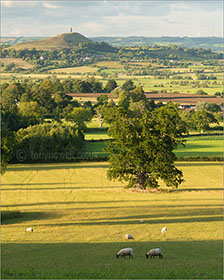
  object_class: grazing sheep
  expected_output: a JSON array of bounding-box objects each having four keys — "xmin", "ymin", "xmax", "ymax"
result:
[
  {"xmin": 125, "ymin": 233, "xmax": 134, "ymax": 240},
  {"xmin": 116, "ymin": 248, "xmax": 133, "ymax": 258},
  {"xmin": 161, "ymin": 227, "xmax": 167, "ymax": 233},
  {"xmin": 146, "ymin": 248, "xmax": 163, "ymax": 259},
  {"xmin": 140, "ymin": 219, "xmax": 144, "ymax": 224},
  {"xmin": 25, "ymin": 227, "xmax": 33, "ymax": 233}
]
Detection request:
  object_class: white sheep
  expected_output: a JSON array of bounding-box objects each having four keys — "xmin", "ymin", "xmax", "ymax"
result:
[
  {"xmin": 116, "ymin": 248, "xmax": 133, "ymax": 258},
  {"xmin": 25, "ymin": 227, "xmax": 33, "ymax": 233},
  {"xmin": 146, "ymin": 248, "xmax": 163, "ymax": 259},
  {"xmin": 140, "ymin": 219, "xmax": 144, "ymax": 224},
  {"xmin": 161, "ymin": 227, "xmax": 167, "ymax": 233},
  {"xmin": 125, "ymin": 233, "xmax": 134, "ymax": 240}
]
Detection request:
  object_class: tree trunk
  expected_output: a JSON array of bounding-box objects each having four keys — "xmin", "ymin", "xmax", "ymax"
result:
[
  {"xmin": 98, "ymin": 114, "xmax": 103, "ymax": 128},
  {"xmin": 136, "ymin": 171, "xmax": 147, "ymax": 189}
]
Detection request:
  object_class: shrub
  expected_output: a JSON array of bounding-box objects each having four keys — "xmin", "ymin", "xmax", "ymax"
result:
[
  {"xmin": 13, "ymin": 122, "xmax": 84, "ymax": 163},
  {"xmin": 177, "ymin": 156, "xmax": 223, "ymax": 162},
  {"xmin": 197, "ymin": 89, "xmax": 208, "ymax": 95}
]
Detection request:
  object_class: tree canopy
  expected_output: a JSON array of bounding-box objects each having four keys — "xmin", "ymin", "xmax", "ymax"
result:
[{"xmin": 106, "ymin": 103, "xmax": 187, "ymax": 189}]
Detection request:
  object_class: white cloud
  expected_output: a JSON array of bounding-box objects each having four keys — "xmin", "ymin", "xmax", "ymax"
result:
[
  {"xmin": 42, "ymin": 2, "xmax": 60, "ymax": 9},
  {"xmin": 9, "ymin": 27, "xmax": 22, "ymax": 37},
  {"xmin": 1, "ymin": 0, "xmax": 38, "ymax": 8},
  {"xmin": 79, "ymin": 22, "xmax": 106, "ymax": 36},
  {"xmin": 1, "ymin": 1, "xmax": 223, "ymax": 37},
  {"xmin": 1, "ymin": 1, "xmax": 14, "ymax": 7}
]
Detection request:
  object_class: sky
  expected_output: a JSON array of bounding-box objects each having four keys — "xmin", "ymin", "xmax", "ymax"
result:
[{"xmin": 1, "ymin": 0, "xmax": 223, "ymax": 37}]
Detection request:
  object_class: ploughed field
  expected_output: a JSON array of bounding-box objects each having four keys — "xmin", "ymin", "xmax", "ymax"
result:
[
  {"xmin": 68, "ymin": 92, "xmax": 223, "ymax": 105},
  {"xmin": 1, "ymin": 162, "xmax": 223, "ymax": 279}
]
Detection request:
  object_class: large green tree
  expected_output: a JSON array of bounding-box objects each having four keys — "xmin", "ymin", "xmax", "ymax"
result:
[
  {"xmin": 1, "ymin": 121, "xmax": 16, "ymax": 174},
  {"xmin": 104, "ymin": 79, "xmax": 117, "ymax": 92},
  {"xmin": 190, "ymin": 110, "xmax": 218, "ymax": 132},
  {"xmin": 18, "ymin": 101, "xmax": 46, "ymax": 126},
  {"xmin": 66, "ymin": 107, "xmax": 92, "ymax": 130},
  {"xmin": 106, "ymin": 104, "xmax": 187, "ymax": 189}
]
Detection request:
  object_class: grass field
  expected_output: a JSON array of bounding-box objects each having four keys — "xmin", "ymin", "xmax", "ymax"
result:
[
  {"xmin": 1, "ymin": 162, "xmax": 223, "ymax": 279},
  {"xmin": 175, "ymin": 135, "xmax": 223, "ymax": 157},
  {"xmin": 95, "ymin": 61, "xmax": 124, "ymax": 68},
  {"xmin": 0, "ymin": 73, "xmax": 103, "ymax": 84},
  {"xmin": 85, "ymin": 131, "xmax": 111, "ymax": 140},
  {"xmin": 86, "ymin": 117, "xmax": 109, "ymax": 129},
  {"xmin": 84, "ymin": 135, "xmax": 223, "ymax": 158},
  {"xmin": 85, "ymin": 141, "xmax": 108, "ymax": 156},
  {"xmin": 50, "ymin": 66, "xmax": 99, "ymax": 74},
  {"xmin": 1, "ymin": 58, "xmax": 34, "ymax": 70}
]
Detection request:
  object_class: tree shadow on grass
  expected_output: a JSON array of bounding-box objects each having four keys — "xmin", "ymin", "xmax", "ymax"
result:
[
  {"xmin": 6, "ymin": 163, "xmax": 108, "ymax": 172},
  {"xmin": 169, "ymin": 187, "xmax": 223, "ymax": 192},
  {"xmin": 1, "ymin": 186, "xmax": 122, "ymax": 191},
  {"xmin": 36, "ymin": 215, "xmax": 223, "ymax": 227},
  {"xmin": 5, "ymin": 205, "xmax": 222, "ymax": 227},
  {"xmin": 1, "ymin": 211, "xmax": 62, "ymax": 225},
  {"xmin": 2, "ymin": 200, "xmax": 222, "ymax": 208},
  {"xmin": 6, "ymin": 162, "xmax": 222, "ymax": 172},
  {"xmin": 177, "ymin": 162, "xmax": 222, "ymax": 167},
  {"xmin": 178, "ymin": 143, "xmax": 218, "ymax": 149},
  {"xmin": 78, "ymin": 207, "xmax": 223, "ymax": 222}
]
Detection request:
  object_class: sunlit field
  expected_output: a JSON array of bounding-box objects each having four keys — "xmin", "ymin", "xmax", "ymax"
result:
[
  {"xmin": 1, "ymin": 58, "xmax": 34, "ymax": 70},
  {"xmin": 50, "ymin": 66, "xmax": 99, "ymax": 74},
  {"xmin": 83, "ymin": 134, "xmax": 223, "ymax": 158},
  {"xmin": 1, "ymin": 162, "xmax": 223, "ymax": 279},
  {"xmin": 1, "ymin": 60, "xmax": 223, "ymax": 95}
]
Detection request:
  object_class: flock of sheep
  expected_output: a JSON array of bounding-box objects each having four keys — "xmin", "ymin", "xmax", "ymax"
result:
[
  {"xmin": 117, "ymin": 224, "xmax": 167, "ymax": 259},
  {"xmin": 25, "ymin": 221, "xmax": 167, "ymax": 260},
  {"xmin": 116, "ymin": 247, "xmax": 163, "ymax": 259}
]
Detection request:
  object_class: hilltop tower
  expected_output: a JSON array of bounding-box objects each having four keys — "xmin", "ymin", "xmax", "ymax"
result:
[{"xmin": 69, "ymin": 26, "xmax": 72, "ymax": 33}]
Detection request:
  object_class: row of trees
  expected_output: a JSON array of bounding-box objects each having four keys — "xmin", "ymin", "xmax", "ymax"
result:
[
  {"xmin": 1, "ymin": 77, "xmax": 119, "ymax": 130},
  {"xmin": 1, "ymin": 77, "xmax": 133, "ymax": 171}
]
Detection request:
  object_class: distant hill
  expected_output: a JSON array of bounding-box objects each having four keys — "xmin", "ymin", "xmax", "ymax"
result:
[
  {"xmin": 7, "ymin": 32, "xmax": 92, "ymax": 50},
  {"xmin": 2, "ymin": 35, "xmax": 223, "ymax": 52},
  {"xmin": 1, "ymin": 36, "xmax": 46, "ymax": 46},
  {"xmin": 90, "ymin": 36, "xmax": 224, "ymax": 52}
]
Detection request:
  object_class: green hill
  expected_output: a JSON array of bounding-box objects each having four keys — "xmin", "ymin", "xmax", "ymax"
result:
[
  {"xmin": 8, "ymin": 32, "xmax": 92, "ymax": 50},
  {"xmin": 91, "ymin": 36, "xmax": 224, "ymax": 52}
]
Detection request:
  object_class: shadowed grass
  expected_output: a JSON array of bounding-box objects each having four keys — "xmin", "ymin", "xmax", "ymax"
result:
[{"xmin": 1, "ymin": 241, "xmax": 223, "ymax": 279}]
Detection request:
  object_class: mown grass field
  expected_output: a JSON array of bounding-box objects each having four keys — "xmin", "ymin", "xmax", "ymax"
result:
[
  {"xmin": 84, "ymin": 134, "xmax": 223, "ymax": 158},
  {"xmin": 95, "ymin": 61, "xmax": 124, "ymax": 68},
  {"xmin": 1, "ymin": 162, "xmax": 223, "ymax": 279},
  {"xmin": 50, "ymin": 66, "xmax": 99, "ymax": 74},
  {"xmin": 85, "ymin": 131, "xmax": 111, "ymax": 140},
  {"xmin": 175, "ymin": 136, "xmax": 223, "ymax": 157}
]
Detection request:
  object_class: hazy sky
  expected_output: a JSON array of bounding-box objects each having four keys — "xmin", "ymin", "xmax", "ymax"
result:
[{"xmin": 1, "ymin": 1, "xmax": 223, "ymax": 37}]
